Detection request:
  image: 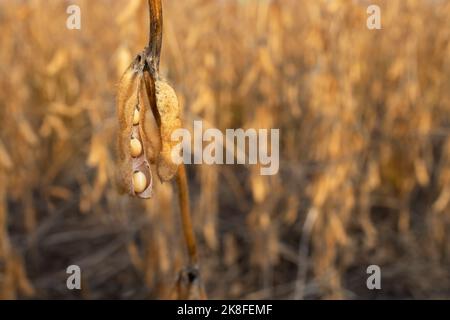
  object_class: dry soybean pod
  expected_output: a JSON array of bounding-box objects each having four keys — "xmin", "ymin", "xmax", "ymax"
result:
[
  {"xmin": 116, "ymin": 62, "xmax": 140, "ymax": 194},
  {"xmin": 154, "ymin": 79, "xmax": 182, "ymax": 182},
  {"xmin": 116, "ymin": 58, "xmax": 153, "ymax": 198}
]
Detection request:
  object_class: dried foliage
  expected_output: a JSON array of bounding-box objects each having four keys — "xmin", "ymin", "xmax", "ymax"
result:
[{"xmin": 0, "ymin": 0, "xmax": 449, "ymax": 299}]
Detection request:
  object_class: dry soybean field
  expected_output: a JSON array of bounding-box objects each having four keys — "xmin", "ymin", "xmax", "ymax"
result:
[{"xmin": 0, "ymin": 0, "xmax": 449, "ymax": 300}]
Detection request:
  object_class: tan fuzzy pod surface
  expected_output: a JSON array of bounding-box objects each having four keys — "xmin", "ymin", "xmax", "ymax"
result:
[
  {"xmin": 116, "ymin": 65, "xmax": 137, "ymax": 194},
  {"xmin": 116, "ymin": 62, "xmax": 154, "ymax": 198},
  {"xmin": 138, "ymin": 74, "xmax": 158, "ymax": 164},
  {"xmin": 154, "ymin": 80, "xmax": 182, "ymax": 182}
]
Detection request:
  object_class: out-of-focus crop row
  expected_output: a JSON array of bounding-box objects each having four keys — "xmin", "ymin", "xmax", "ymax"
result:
[{"xmin": 0, "ymin": 0, "xmax": 449, "ymax": 299}]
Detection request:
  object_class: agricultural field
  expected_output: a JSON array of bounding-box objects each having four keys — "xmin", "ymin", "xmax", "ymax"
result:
[{"xmin": 0, "ymin": 0, "xmax": 449, "ymax": 299}]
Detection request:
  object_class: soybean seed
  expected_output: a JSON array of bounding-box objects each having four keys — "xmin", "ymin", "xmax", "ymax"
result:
[
  {"xmin": 130, "ymin": 138, "xmax": 143, "ymax": 157},
  {"xmin": 133, "ymin": 108, "xmax": 140, "ymax": 125},
  {"xmin": 132, "ymin": 171, "xmax": 147, "ymax": 193}
]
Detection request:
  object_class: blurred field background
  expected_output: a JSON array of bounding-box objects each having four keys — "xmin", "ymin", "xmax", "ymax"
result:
[{"xmin": 0, "ymin": 0, "xmax": 449, "ymax": 299}]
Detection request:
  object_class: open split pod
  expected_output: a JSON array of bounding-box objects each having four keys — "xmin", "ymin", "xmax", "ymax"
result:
[
  {"xmin": 116, "ymin": 54, "xmax": 182, "ymax": 199},
  {"xmin": 117, "ymin": 58, "xmax": 155, "ymax": 199}
]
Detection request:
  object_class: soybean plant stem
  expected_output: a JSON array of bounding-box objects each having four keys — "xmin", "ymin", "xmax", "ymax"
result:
[
  {"xmin": 147, "ymin": 0, "xmax": 163, "ymax": 73},
  {"xmin": 176, "ymin": 164, "xmax": 199, "ymax": 266}
]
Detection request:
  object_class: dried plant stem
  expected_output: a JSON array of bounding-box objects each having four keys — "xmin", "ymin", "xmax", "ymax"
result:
[
  {"xmin": 147, "ymin": 0, "xmax": 204, "ymax": 299},
  {"xmin": 147, "ymin": 0, "xmax": 163, "ymax": 73},
  {"xmin": 176, "ymin": 164, "xmax": 198, "ymax": 266}
]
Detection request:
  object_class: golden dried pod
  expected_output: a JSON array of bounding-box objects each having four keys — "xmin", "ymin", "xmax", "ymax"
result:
[
  {"xmin": 116, "ymin": 58, "xmax": 154, "ymax": 198},
  {"xmin": 116, "ymin": 64, "xmax": 139, "ymax": 194},
  {"xmin": 130, "ymin": 138, "xmax": 143, "ymax": 157},
  {"xmin": 154, "ymin": 80, "xmax": 182, "ymax": 182},
  {"xmin": 155, "ymin": 80, "xmax": 179, "ymax": 115},
  {"xmin": 133, "ymin": 108, "xmax": 140, "ymax": 125},
  {"xmin": 132, "ymin": 171, "xmax": 148, "ymax": 193},
  {"xmin": 117, "ymin": 65, "xmax": 139, "ymax": 136}
]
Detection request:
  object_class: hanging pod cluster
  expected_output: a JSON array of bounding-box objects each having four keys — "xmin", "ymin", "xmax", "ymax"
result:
[
  {"xmin": 115, "ymin": 0, "xmax": 204, "ymax": 299},
  {"xmin": 116, "ymin": 53, "xmax": 181, "ymax": 199}
]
